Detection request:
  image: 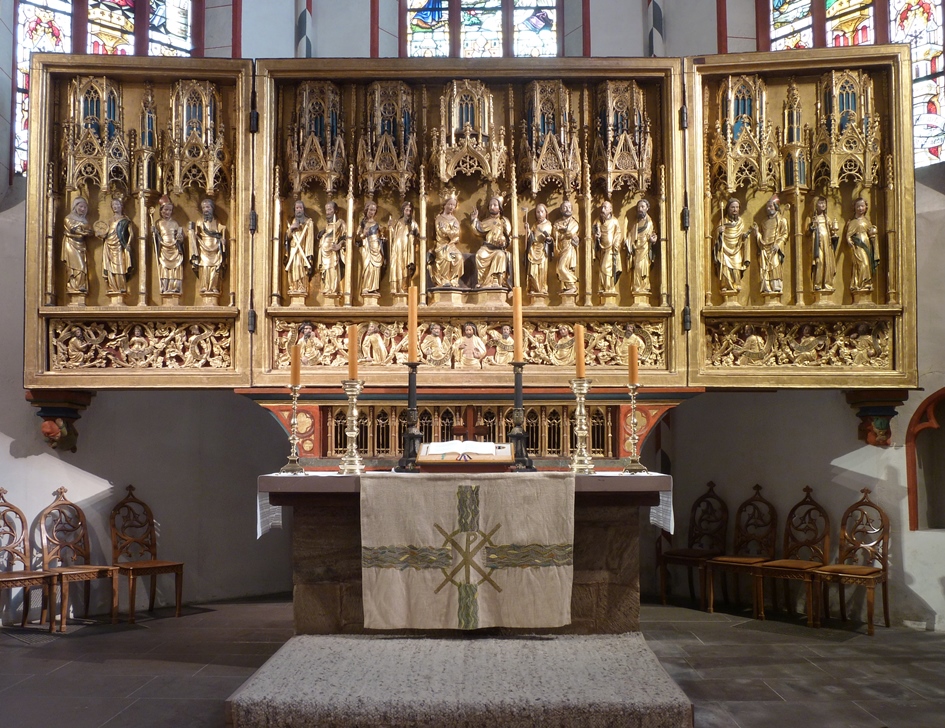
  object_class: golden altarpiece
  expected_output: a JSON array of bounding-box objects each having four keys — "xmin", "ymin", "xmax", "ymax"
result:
[{"xmin": 23, "ymin": 47, "xmax": 917, "ymax": 459}]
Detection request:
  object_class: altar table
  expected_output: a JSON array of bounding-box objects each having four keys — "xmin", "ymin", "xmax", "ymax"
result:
[{"xmin": 259, "ymin": 470, "xmax": 671, "ymax": 635}]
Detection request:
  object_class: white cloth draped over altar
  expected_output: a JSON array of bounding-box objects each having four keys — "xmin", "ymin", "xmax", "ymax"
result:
[{"xmin": 360, "ymin": 472, "xmax": 575, "ymax": 630}]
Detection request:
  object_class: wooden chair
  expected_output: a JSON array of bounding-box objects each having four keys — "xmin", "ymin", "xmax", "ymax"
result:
[
  {"xmin": 110, "ymin": 485, "xmax": 184, "ymax": 623},
  {"xmin": 657, "ymin": 481, "xmax": 728, "ymax": 609},
  {"xmin": 39, "ymin": 487, "xmax": 118, "ymax": 632},
  {"xmin": 754, "ymin": 486, "xmax": 830, "ymax": 627},
  {"xmin": 706, "ymin": 484, "xmax": 777, "ymax": 617},
  {"xmin": 813, "ymin": 488, "xmax": 890, "ymax": 635},
  {"xmin": 0, "ymin": 489, "xmax": 56, "ymax": 632}
]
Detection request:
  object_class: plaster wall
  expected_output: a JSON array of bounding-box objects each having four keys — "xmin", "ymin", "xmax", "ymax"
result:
[
  {"xmin": 241, "ymin": 0, "xmax": 296, "ymax": 59},
  {"xmin": 313, "ymin": 0, "xmax": 372, "ymax": 58}
]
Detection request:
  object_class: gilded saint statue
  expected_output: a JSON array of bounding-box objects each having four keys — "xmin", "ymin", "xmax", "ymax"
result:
[
  {"xmin": 318, "ymin": 201, "xmax": 346, "ymax": 298},
  {"xmin": 755, "ymin": 195, "xmax": 787, "ymax": 295},
  {"xmin": 524, "ymin": 204, "xmax": 552, "ymax": 296},
  {"xmin": 360, "ymin": 321, "xmax": 388, "ymax": 364},
  {"xmin": 453, "ymin": 322, "xmax": 487, "ymax": 369},
  {"xmin": 62, "ymin": 196, "xmax": 92, "ymax": 295},
  {"xmin": 628, "ymin": 199, "xmax": 657, "ymax": 295},
  {"xmin": 486, "ymin": 324, "xmax": 514, "ymax": 366},
  {"xmin": 593, "ymin": 200, "xmax": 622, "ymax": 296},
  {"xmin": 845, "ymin": 197, "xmax": 879, "ymax": 294},
  {"xmin": 189, "ymin": 198, "xmax": 226, "ymax": 296},
  {"xmin": 388, "ymin": 200, "xmax": 419, "ymax": 296},
  {"xmin": 471, "ymin": 195, "xmax": 512, "ymax": 289},
  {"xmin": 153, "ymin": 195, "xmax": 184, "ymax": 296},
  {"xmin": 285, "ymin": 199, "xmax": 316, "ymax": 297},
  {"xmin": 99, "ymin": 196, "xmax": 134, "ymax": 296},
  {"xmin": 808, "ymin": 196, "xmax": 840, "ymax": 293},
  {"xmin": 714, "ymin": 198, "xmax": 751, "ymax": 293},
  {"xmin": 553, "ymin": 199, "xmax": 580, "ymax": 295},
  {"xmin": 548, "ymin": 324, "xmax": 577, "ymax": 367},
  {"xmin": 357, "ymin": 200, "xmax": 385, "ymax": 297},
  {"xmin": 297, "ymin": 321, "xmax": 323, "ymax": 366},
  {"xmin": 429, "ymin": 195, "xmax": 464, "ymax": 288}
]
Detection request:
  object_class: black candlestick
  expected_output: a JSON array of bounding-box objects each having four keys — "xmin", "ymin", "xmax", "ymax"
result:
[
  {"xmin": 508, "ymin": 361, "xmax": 534, "ymax": 471},
  {"xmin": 396, "ymin": 362, "xmax": 422, "ymax": 472}
]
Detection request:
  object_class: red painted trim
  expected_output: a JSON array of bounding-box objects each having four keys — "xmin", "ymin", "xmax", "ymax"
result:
[
  {"xmin": 905, "ymin": 387, "xmax": 945, "ymax": 531},
  {"xmin": 450, "ymin": 0, "xmax": 460, "ymax": 58},
  {"xmin": 754, "ymin": 0, "xmax": 769, "ymax": 52},
  {"xmin": 717, "ymin": 0, "xmax": 728, "ymax": 54},
  {"xmin": 502, "ymin": 0, "xmax": 513, "ymax": 57},
  {"xmin": 135, "ymin": 0, "xmax": 148, "ymax": 55},
  {"xmin": 874, "ymin": 0, "xmax": 890, "ymax": 46},
  {"xmin": 399, "ymin": 0, "xmax": 407, "ymax": 57},
  {"xmin": 556, "ymin": 0, "xmax": 564, "ymax": 56},
  {"xmin": 192, "ymin": 0, "xmax": 206, "ymax": 58},
  {"xmin": 371, "ymin": 0, "xmax": 379, "ymax": 58},
  {"xmin": 74, "ymin": 0, "xmax": 89, "ymax": 54},
  {"xmin": 232, "ymin": 0, "xmax": 242, "ymax": 58},
  {"xmin": 582, "ymin": 0, "xmax": 590, "ymax": 57},
  {"xmin": 10, "ymin": 0, "xmax": 18, "ymax": 183},
  {"xmin": 812, "ymin": 0, "xmax": 826, "ymax": 47}
]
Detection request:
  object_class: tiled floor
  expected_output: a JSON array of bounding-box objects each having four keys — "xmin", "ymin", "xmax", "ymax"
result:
[{"xmin": 1, "ymin": 595, "xmax": 944, "ymax": 727}]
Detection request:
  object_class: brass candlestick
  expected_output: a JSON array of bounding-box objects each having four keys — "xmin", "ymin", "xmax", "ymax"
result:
[
  {"xmin": 280, "ymin": 384, "xmax": 304, "ymax": 474},
  {"xmin": 339, "ymin": 379, "xmax": 365, "ymax": 474},
  {"xmin": 624, "ymin": 383, "xmax": 648, "ymax": 473},
  {"xmin": 569, "ymin": 377, "xmax": 595, "ymax": 474}
]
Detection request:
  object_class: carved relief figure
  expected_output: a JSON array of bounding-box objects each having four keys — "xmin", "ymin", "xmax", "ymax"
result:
[
  {"xmin": 430, "ymin": 195, "xmax": 464, "ymax": 288},
  {"xmin": 388, "ymin": 200, "xmax": 419, "ymax": 295},
  {"xmin": 318, "ymin": 201, "xmax": 346, "ymax": 297},
  {"xmin": 524, "ymin": 204, "xmax": 552, "ymax": 295},
  {"xmin": 553, "ymin": 200, "xmax": 580, "ymax": 295},
  {"xmin": 628, "ymin": 199, "xmax": 657, "ymax": 294},
  {"xmin": 297, "ymin": 321, "xmax": 323, "ymax": 365},
  {"xmin": 154, "ymin": 195, "xmax": 184, "ymax": 296},
  {"xmin": 189, "ymin": 198, "xmax": 226, "ymax": 295},
  {"xmin": 357, "ymin": 200, "xmax": 385, "ymax": 296},
  {"xmin": 285, "ymin": 199, "xmax": 315, "ymax": 296},
  {"xmin": 756, "ymin": 195, "xmax": 787, "ymax": 294},
  {"xmin": 714, "ymin": 198, "xmax": 751, "ymax": 293},
  {"xmin": 548, "ymin": 324, "xmax": 576, "ymax": 366},
  {"xmin": 360, "ymin": 321, "xmax": 389, "ymax": 364},
  {"xmin": 472, "ymin": 195, "xmax": 512, "ymax": 289},
  {"xmin": 486, "ymin": 324, "xmax": 514, "ymax": 365},
  {"xmin": 100, "ymin": 196, "xmax": 134, "ymax": 294},
  {"xmin": 594, "ymin": 200, "xmax": 622, "ymax": 296},
  {"xmin": 808, "ymin": 195, "xmax": 839, "ymax": 292},
  {"xmin": 453, "ymin": 322, "xmax": 487, "ymax": 369},
  {"xmin": 845, "ymin": 197, "xmax": 879, "ymax": 293},
  {"xmin": 618, "ymin": 323, "xmax": 647, "ymax": 365},
  {"xmin": 62, "ymin": 196, "xmax": 92, "ymax": 294},
  {"xmin": 420, "ymin": 322, "xmax": 451, "ymax": 367}
]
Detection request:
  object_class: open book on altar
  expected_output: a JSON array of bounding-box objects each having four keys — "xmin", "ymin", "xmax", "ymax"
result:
[{"xmin": 417, "ymin": 440, "xmax": 515, "ymax": 464}]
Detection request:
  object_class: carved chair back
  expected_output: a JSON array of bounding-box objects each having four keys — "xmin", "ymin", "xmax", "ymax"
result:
[
  {"xmin": 110, "ymin": 485, "xmax": 158, "ymax": 563},
  {"xmin": 686, "ymin": 481, "xmax": 728, "ymax": 551},
  {"xmin": 782, "ymin": 486, "xmax": 830, "ymax": 564},
  {"xmin": 39, "ymin": 487, "xmax": 92, "ymax": 569},
  {"xmin": 731, "ymin": 484, "xmax": 777, "ymax": 558},
  {"xmin": 837, "ymin": 488, "xmax": 889, "ymax": 570},
  {"xmin": 0, "ymin": 489, "xmax": 31, "ymax": 571}
]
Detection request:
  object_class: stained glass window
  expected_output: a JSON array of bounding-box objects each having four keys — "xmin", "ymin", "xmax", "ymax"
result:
[
  {"xmin": 14, "ymin": 1, "xmax": 198, "ymax": 174},
  {"xmin": 771, "ymin": 0, "xmax": 814, "ymax": 50},
  {"xmin": 405, "ymin": 0, "xmax": 560, "ymax": 58},
  {"xmin": 768, "ymin": 2, "xmax": 945, "ymax": 168},
  {"xmin": 892, "ymin": 0, "xmax": 945, "ymax": 166},
  {"xmin": 15, "ymin": 0, "xmax": 73, "ymax": 173},
  {"xmin": 826, "ymin": 0, "xmax": 874, "ymax": 46},
  {"xmin": 461, "ymin": 0, "xmax": 503, "ymax": 58},
  {"xmin": 512, "ymin": 0, "xmax": 557, "ymax": 57},
  {"xmin": 408, "ymin": 0, "xmax": 450, "ymax": 57},
  {"xmin": 150, "ymin": 0, "xmax": 193, "ymax": 57},
  {"xmin": 88, "ymin": 0, "xmax": 136, "ymax": 55}
]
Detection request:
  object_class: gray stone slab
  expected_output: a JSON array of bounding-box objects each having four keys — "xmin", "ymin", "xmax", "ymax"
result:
[{"xmin": 227, "ymin": 633, "xmax": 691, "ymax": 728}]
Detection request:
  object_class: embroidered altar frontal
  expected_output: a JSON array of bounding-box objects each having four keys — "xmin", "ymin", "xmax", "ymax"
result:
[{"xmin": 360, "ymin": 472, "xmax": 575, "ymax": 630}]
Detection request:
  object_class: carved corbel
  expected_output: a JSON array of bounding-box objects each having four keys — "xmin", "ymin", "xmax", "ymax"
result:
[
  {"xmin": 844, "ymin": 389, "xmax": 908, "ymax": 447},
  {"xmin": 25, "ymin": 390, "xmax": 95, "ymax": 453}
]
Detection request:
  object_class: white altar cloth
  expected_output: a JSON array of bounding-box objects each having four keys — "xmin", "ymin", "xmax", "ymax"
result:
[{"xmin": 360, "ymin": 472, "xmax": 575, "ymax": 630}]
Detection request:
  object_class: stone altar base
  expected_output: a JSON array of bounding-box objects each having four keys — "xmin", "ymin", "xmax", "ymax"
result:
[{"xmin": 226, "ymin": 633, "xmax": 691, "ymax": 728}]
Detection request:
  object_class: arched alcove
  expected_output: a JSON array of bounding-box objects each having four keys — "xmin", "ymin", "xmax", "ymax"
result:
[{"xmin": 906, "ymin": 387, "xmax": 945, "ymax": 530}]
